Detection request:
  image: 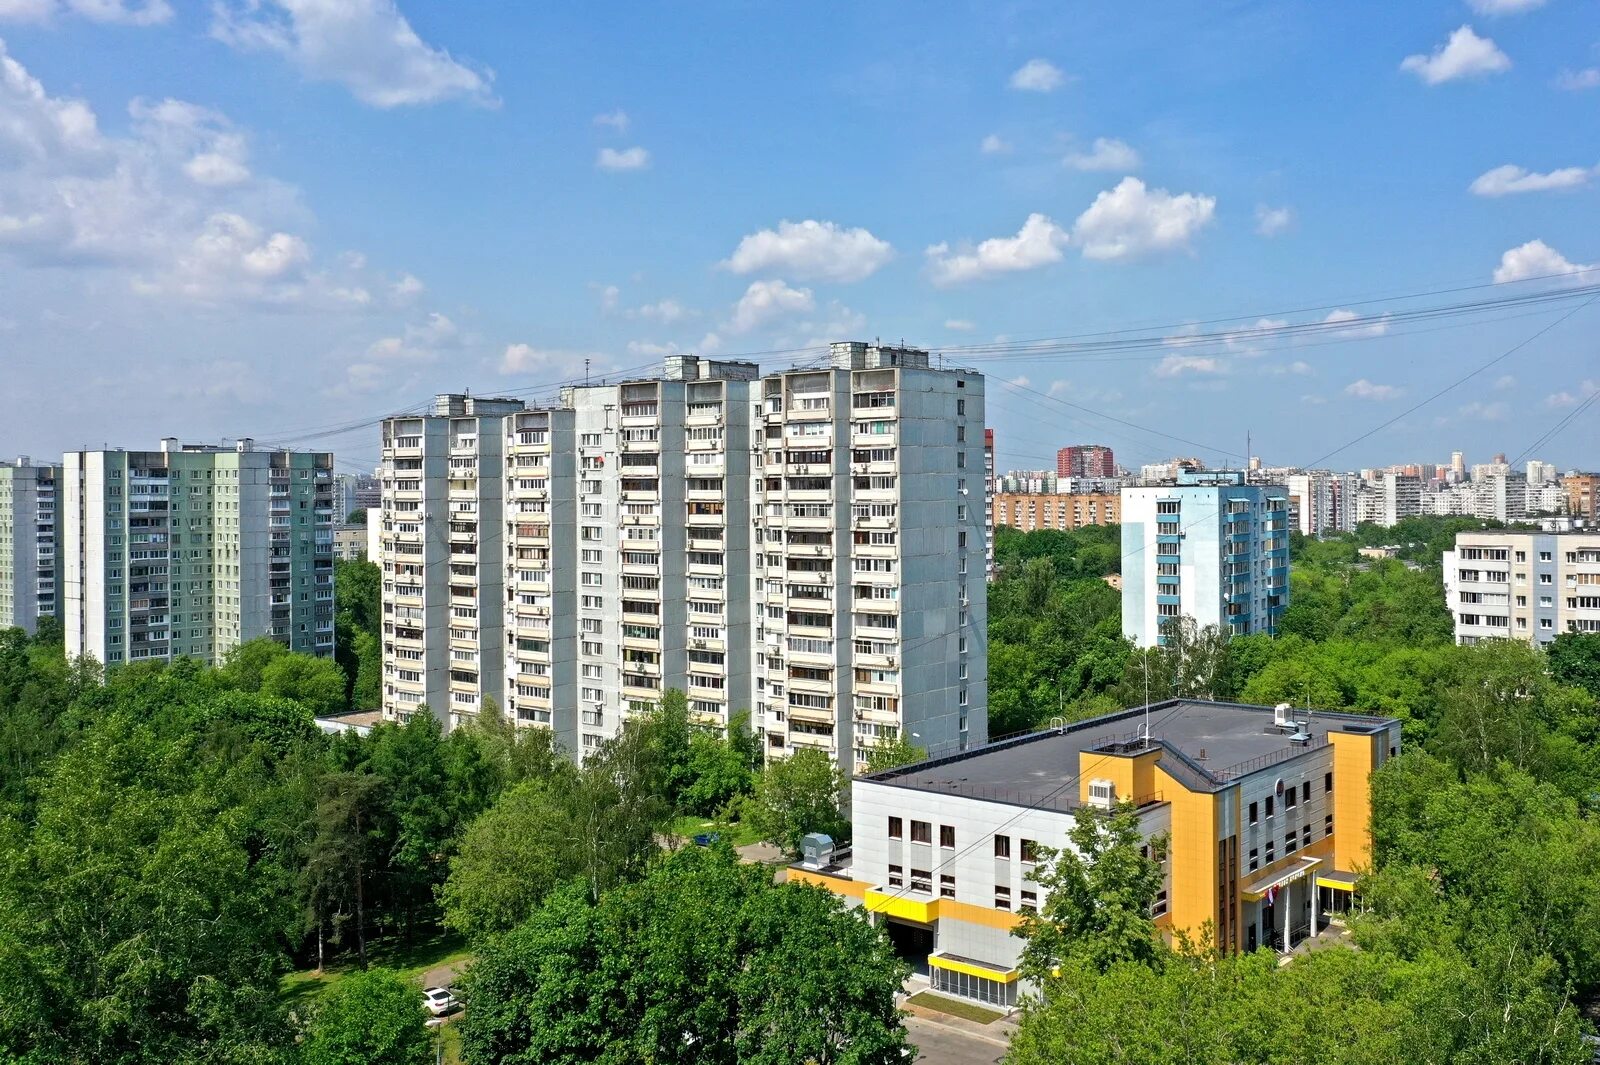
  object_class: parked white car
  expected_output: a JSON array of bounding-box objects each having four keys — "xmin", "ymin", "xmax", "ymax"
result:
[{"xmin": 422, "ymin": 987, "xmax": 459, "ymax": 1017}]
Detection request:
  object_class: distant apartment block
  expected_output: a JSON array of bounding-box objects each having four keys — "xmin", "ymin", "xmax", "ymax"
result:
[
  {"xmin": 332, "ymin": 523, "xmax": 368, "ymax": 561},
  {"xmin": 1121, "ymin": 471, "xmax": 1289, "ymax": 647},
  {"xmin": 0, "ymin": 458, "xmax": 60, "ymax": 633},
  {"xmin": 1565, "ymin": 473, "xmax": 1598, "ymax": 522},
  {"xmin": 378, "ymin": 345, "xmax": 986, "ymax": 772},
  {"xmin": 335, "ymin": 472, "xmax": 381, "ymax": 520},
  {"xmin": 1057, "ymin": 444, "xmax": 1115, "ymax": 480},
  {"xmin": 62, "ymin": 440, "xmax": 335, "ymax": 666},
  {"xmin": 1443, "ymin": 530, "xmax": 1600, "ymax": 645},
  {"xmin": 993, "ymin": 492, "xmax": 1120, "ymax": 532}
]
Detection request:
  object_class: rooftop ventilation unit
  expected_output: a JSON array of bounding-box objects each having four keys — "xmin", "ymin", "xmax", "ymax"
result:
[{"xmin": 799, "ymin": 832, "xmax": 835, "ymax": 871}]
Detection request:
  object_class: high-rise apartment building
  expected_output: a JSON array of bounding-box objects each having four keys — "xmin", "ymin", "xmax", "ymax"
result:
[
  {"xmin": 62, "ymin": 440, "xmax": 334, "ymax": 666},
  {"xmin": 1564, "ymin": 472, "xmax": 1598, "ymax": 522},
  {"xmin": 380, "ymin": 345, "xmax": 985, "ymax": 772},
  {"xmin": 335, "ymin": 472, "xmax": 382, "ymax": 521},
  {"xmin": 0, "ymin": 458, "xmax": 60, "ymax": 633},
  {"xmin": 1121, "ymin": 470, "xmax": 1289, "ymax": 647},
  {"xmin": 1057, "ymin": 444, "xmax": 1115, "ymax": 480},
  {"xmin": 756, "ymin": 342, "xmax": 986, "ymax": 767},
  {"xmin": 984, "ymin": 429, "xmax": 995, "ymax": 581},
  {"xmin": 1443, "ymin": 530, "xmax": 1600, "ymax": 645},
  {"xmin": 378, "ymin": 395, "xmax": 523, "ymax": 729}
]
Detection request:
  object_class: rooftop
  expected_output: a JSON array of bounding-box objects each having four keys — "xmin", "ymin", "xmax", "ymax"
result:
[{"xmin": 865, "ymin": 699, "xmax": 1396, "ymax": 813}]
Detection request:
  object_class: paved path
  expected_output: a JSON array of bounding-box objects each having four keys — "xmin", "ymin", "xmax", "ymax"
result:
[{"xmin": 906, "ymin": 1014, "xmax": 1010, "ymax": 1065}]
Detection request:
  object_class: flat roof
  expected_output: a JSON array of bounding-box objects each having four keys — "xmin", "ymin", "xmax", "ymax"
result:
[{"xmin": 865, "ymin": 699, "xmax": 1397, "ymax": 813}]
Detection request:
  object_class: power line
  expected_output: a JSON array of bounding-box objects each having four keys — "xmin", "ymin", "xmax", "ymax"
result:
[
  {"xmin": 1510, "ymin": 388, "xmax": 1600, "ymax": 468},
  {"xmin": 1300, "ymin": 291, "xmax": 1600, "ymax": 470}
]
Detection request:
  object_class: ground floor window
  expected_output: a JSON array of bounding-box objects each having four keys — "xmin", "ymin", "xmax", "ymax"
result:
[{"xmin": 930, "ymin": 967, "xmax": 1017, "ymax": 1008}]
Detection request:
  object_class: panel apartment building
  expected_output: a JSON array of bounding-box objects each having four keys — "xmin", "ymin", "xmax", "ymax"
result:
[
  {"xmin": 378, "ymin": 344, "xmax": 986, "ymax": 771},
  {"xmin": 0, "ymin": 458, "xmax": 60, "ymax": 633},
  {"xmin": 1121, "ymin": 470, "xmax": 1289, "ymax": 647},
  {"xmin": 1443, "ymin": 530, "xmax": 1600, "ymax": 645},
  {"xmin": 62, "ymin": 441, "xmax": 335, "ymax": 667}
]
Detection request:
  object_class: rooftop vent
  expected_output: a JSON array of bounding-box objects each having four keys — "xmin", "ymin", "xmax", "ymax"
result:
[
  {"xmin": 798, "ymin": 832, "xmax": 835, "ymax": 871},
  {"xmin": 1273, "ymin": 702, "xmax": 1293, "ymax": 727}
]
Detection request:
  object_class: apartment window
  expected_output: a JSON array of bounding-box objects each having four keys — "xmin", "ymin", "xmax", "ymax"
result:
[
  {"xmin": 939, "ymin": 825, "xmax": 955, "ymax": 849},
  {"xmin": 939, "ymin": 874, "xmax": 956, "ymax": 899},
  {"xmin": 994, "ymin": 834, "xmax": 1011, "ymax": 859},
  {"xmin": 1325, "ymin": 814, "xmax": 1334, "ymax": 837},
  {"xmin": 1265, "ymin": 796, "xmax": 1275, "ymax": 818},
  {"xmin": 1020, "ymin": 838, "xmax": 1039, "ymax": 864},
  {"xmin": 1302, "ymin": 781, "xmax": 1311, "ymax": 804},
  {"xmin": 1020, "ymin": 889, "xmax": 1038, "ymax": 913},
  {"xmin": 956, "ymin": 399, "xmax": 965, "ymax": 415},
  {"xmin": 1248, "ymin": 801, "xmax": 1259, "ymax": 825},
  {"xmin": 910, "ymin": 820, "xmax": 931, "ymax": 844},
  {"xmin": 910, "ymin": 869, "xmax": 932, "ymax": 894},
  {"xmin": 1324, "ymin": 772, "xmax": 1333, "ymax": 794},
  {"xmin": 994, "ymin": 886, "xmax": 1011, "ymax": 910},
  {"xmin": 1285, "ymin": 832, "xmax": 1297, "ymax": 855},
  {"xmin": 1285, "ymin": 787, "xmax": 1297, "ymax": 810},
  {"xmin": 1302, "ymin": 825, "xmax": 1312, "ymax": 848},
  {"xmin": 888, "ymin": 816, "xmax": 903, "ymax": 840},
  {"xmin": 1248, "ymin": 847, "xmax": 1259, "ymax": 872},
  {"xmin": 1265, "ymin": 841, "xmax": 1276, "ymax": 863},
  {"xmin": 888, "ymin": 864, "xmax": 903, "ymax": 888}
]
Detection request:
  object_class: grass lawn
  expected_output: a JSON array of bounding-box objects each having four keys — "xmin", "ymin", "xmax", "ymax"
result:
[
  {"xmin": 436, "ymin": 1022, "xmax": 463, "ymax": 1065},
  {"xmin": 666, "ymin": 813, "xmax": 765, "ymax": 849},
  {"xmin": 279, "ymin": 929, "xmax": 473, "ymax": 1012},
  {"xmin": 906, "ymin": 991, "xmax": 1006, "ymax": 1024}
]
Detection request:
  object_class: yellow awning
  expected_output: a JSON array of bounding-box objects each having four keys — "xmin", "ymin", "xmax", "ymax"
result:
[{"xmin": 928, "ymin": 953, "xmax": 1019, "ymax": 982}]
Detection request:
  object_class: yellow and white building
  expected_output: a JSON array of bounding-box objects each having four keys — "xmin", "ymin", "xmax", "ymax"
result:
[{"xmin": 793, "ymin": 698, "xmax": 1400, "ymax": 1006}]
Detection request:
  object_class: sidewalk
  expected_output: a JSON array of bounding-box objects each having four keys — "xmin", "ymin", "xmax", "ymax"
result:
[{"xmin": 898, "ymin": 975, "xmax": 1019, "ymax": 1049}]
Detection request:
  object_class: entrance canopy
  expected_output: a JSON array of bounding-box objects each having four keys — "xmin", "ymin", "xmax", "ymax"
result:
[
  {"xmin": 1314, "ymin": 868, "xmax": 1359, "ymax": 893},
  {"xmin": 1241, "ymin": 856, "xmax": 1322, "ymax": 902}
]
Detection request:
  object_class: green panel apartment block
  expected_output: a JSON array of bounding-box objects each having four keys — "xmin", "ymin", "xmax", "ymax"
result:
[
  {"xmin": 63, "ymin": 439, "xmax": 335, "ymax": 667},
  {"xmin": 0, "ymin": 458, "xmax": 61, "ymax": 634}
]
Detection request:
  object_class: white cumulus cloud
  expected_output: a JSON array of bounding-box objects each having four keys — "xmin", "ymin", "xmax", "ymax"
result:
[
  {"xmin": 1469, "ymin": 163, "xmax": 1595, "ymax": 196},
  {"xmin": 1255, "ymin": 204, "xmax": 1293, "ymax": 237},
  {"xmin": 727, "ymin": 279, "xmax": 814, "ymax": 333},
  {"xmin": 1322, "ymin": 308, "xmax": 1390, "ymax": 338},
  {"xmin": 924, "ymin": 213, "xmax": 1069, "ymax": 286},
  {"xmin": 628, "ymin": 298, "xmax": 690, "ymax": 324},
  {"xmin": 1063, "ymin": 137, "xmax": 1140, "ymax": 172},
  {"xmin": 1008, "ymin": 58, "xmax": 1065, "ymax": 92},
  {"xmin": 210, "ymin": 0, "xmax": 494, "ymax": 108},
  {"xmin": 499, "ymin": 343, "xmax": 601, "ymax": 378},
  {"xmin": 1155, "ymin": 354, "xmax": 1222, "ymax": 377},
  {"xmin": 1556, "ymin": 68, "xmax": 1600, "ymax": 91},
  {"xmin": 943, "ymin": 318, "xmax": 976, "ymax": 332},
  {"xmin": 1345, "ymin": 379, "xmax": 1403, "ymax": 401},
  {"xmin": 1072, "ymin": 177, "xmax": 1216, "ymax": 261},
  {"xmin": 1401, "ymin": 26, "xmax": 1510, "ymax": 85},
  {"xmin": 980, "ymin": 133, "xmax": 1011, "ymax": 155},
  {"xmin": 1466, "ymin": 0, "xmax": 1544, "ymax": 13},
  {"xmin": 722, "ymin": 219, "xmax": 893, "ymax": 283},
  {"xmin": 1545, "ymin": 380, "xmax": 1598, "ymax": 407},
  {"xmin": 593, "ymin": 109, "xmax": 629, "ymax": 132},
  {"xmin": 1492, "ymin": 239, "xmax": 1596, "ymax": 284},
  {"xmin": 596, "ymin": 146, "xmax": 650, "ymax": 171},
  {"xmin": 0, "ymin": 0, "xmax": 171, "ymax": 23}
]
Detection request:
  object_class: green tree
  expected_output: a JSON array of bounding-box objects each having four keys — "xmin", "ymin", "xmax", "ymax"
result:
[
  {"xmin": 301, "ymin": 968, "xmax": 431, "ymax": 1065},
  {"xmin": 218, "ymin": 636, "xmax": 291, "ymax": 693},
  {"xmin": 1014, "ymin": 799, "xmax": 1166, "ymax": 984},
  {"xmin": 1547, "ymin": 631, "xmax": 1600, "ymax": 702},
  {"xmin": 260, "ymin": 652, "xmax": 348, "ymax": 717},
  {"xmin": 459, "ymin": 845, "xmax": 909, "ymax": 1065},
  {"xmin": 859, "ymin": 730, "xmax": 927, "ymax": 774},
  {"xmin": 742, "ymin": 748, "xmax": 849, "ymax": 857}
]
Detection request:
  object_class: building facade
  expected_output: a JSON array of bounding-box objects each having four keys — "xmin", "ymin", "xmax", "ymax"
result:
[
  {"xmin": 378, "ymin": 395, "xmax": 523, "ymax": 729},
  {"xmin": 992, "ymin": 491, "xmax": 1120, "ymax": 532},
  {"xmin": 379, "ymin": 346, "xmax": 985, "ymax": 772},
  {"xmin": 1121, "ymin": 471, "xmax": 1289, "ymax": 647},
  {"xmin": 1564, "ymin": 473, "xmax": 1598, "ymax": 522},
  {"xmin": 0, "ymin": 458, "xmax": 60, "ymax": 633},
  {"xmin": 1056, "ymin": 444, "xmax": 1115, "ymax": 480},
  {"xmin": 793, "ymin": 698, "xmax": 1401, "ymax": 1006},
  {"xmin": 332, "ymin": 523, "xmax": 369, "ymax": 561},
  {"xmin": 62, "ymin": 440, "xmax": 334, "ymax": 666},
  {"xmin": 755, "ymin": 343, "xmax": 987, "ymax": 768},
  {"xmin": 1443, "ymin": 530, "xmax": 1600, "ymax": 645},
  {"xmin": 335, "ymin": 472, "xmax": 382, "ymax": 521}
]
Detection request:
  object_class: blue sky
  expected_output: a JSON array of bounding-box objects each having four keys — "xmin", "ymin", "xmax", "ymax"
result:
[{"xmin": 0, "ymin": 0, "xmax": 1595, "ymax": 474}]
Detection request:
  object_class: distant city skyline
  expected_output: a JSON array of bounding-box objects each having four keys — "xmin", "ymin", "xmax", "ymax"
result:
[{"xmin": 0, "ymin": 2, "xmax": 1595, "ymax": 472}]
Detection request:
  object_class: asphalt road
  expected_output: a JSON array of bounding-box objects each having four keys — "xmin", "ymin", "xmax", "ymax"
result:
[{"xmin": 906, "ymin": 1015, "xmax": 1010, "ymax": 1065}]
